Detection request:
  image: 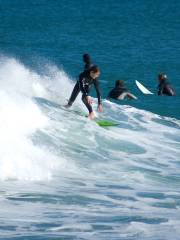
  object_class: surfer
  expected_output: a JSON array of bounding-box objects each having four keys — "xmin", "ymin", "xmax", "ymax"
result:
[
  {"xmin": 108, "ymin": 80, "xmax": 137, "ymax": 100},
  {"xmin": 79, "ymin": 66, "xmax": 103, "ymax": 119},
  {"xmin": 66, "ymin": 54, "xmax": 94, "ymax": 108},
  {"xmin": 157, "ymin": 73, "xmax": 176, "ymax": 96},
  {"xmin": 67, "ymin": 65, "xmax": 103, "ymax": 119}
]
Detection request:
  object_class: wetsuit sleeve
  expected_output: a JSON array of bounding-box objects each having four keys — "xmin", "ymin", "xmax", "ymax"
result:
[
  {"xmin": 78, "ymin": 74, "xmax": 88, "ymax": 96},
  {"xmin": 94, "ymin": 79, "xmax": 102, "ymax": 105},
  {"xmin": 165, "ymin": 85, "xmax": 175, "ymax": 96}
]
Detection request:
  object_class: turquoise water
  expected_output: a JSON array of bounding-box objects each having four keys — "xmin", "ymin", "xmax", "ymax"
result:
[{"xmin": 0, "ymin": 1, "xmax": 180, "ymax": 239}]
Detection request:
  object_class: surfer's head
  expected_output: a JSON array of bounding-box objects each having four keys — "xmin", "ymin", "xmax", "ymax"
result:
[
  {"xmin": 89, "ymin": 65, "xmax": 100, "ymax": 79},
  {"xmin": 83, "ymin": 53, "xmax": 91, "ymax": 64},
  {"xmin": 158, "ymin": 73, "xmax": 167, "ymax": 82},
  {"xmin": 115, "ymin": 80, "xmax": 124, "ymax": 87}
]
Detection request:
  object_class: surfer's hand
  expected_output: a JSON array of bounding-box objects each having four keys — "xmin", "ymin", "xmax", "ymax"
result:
[
  {"xmin": 97, "ymin": 104, "xmax": 103, "ymax": 112},
  {"xmin": 86, "ymin": 96, "xmax": 93, "ymax": 105}
]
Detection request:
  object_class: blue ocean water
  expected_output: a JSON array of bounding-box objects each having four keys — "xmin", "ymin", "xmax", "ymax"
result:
[{"xmin": 0, "ymin": 0, "xmax": 180, "ymax": 239}]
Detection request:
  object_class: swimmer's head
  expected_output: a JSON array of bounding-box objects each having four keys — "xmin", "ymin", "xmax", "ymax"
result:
[
  {"xmin": 83, "ymin": 53, "xmax": 91, "ymax": 64},
  {"xmin": 158, "ymin": 73, "xmax": 167, "ymax": 82},
  {"xmin": 115, "ymin": 80, "xmax": 124, "ymax": 87}
]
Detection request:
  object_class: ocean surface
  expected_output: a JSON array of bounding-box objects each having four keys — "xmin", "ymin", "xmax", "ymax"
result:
[{"xmin": 0, "ymin": 0, "xmax": 180, "ymax": 239}]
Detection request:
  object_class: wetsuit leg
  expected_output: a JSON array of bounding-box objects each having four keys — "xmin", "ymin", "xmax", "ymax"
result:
[
  {"xmin": 82, "ymin": 95, "xmax": 93, "ymax": 113},
  {"xmin": 68, "ymin": 81, "xmax": 80, "ymax": 106}
]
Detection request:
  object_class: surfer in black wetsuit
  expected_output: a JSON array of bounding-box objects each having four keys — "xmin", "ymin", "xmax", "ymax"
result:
[
  {"xmin": 66, "ymin": 53, "xmax": 94, "ymax": 108},
  {"xmin": 157, "ymin": 73, "xmax": 176, "ymax": 96},
  {"xmin": 78, "ymin": 65, "xmax": 103, "ymax": 119},
  {"xmin": 108, "ymin": 80, "xmax": 137, "ymax": 100}
]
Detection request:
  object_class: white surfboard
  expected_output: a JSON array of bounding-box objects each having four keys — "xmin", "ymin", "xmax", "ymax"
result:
[{"xmin": 135, "ymin": 80, "xmax": 154, "ymax": 95}]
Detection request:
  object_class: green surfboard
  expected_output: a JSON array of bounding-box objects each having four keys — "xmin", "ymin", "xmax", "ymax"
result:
[{"xmin": 95, "ymin": 120, "xmax": 119, "ymax": 127}]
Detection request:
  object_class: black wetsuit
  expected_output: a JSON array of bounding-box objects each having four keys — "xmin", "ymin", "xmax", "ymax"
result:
[
  {"xmin": 68, "ymin": 62, "xmax": 94, "ymax": 106},
  {"xmin": 108, "ymin": 86, "xmax": 128, "ymax": 99},
  {"xmin": 158, "ymin": 81, "xmax": 175, "ymax": 96},
  {"xmin": 84, "ymin": 62, "xmax": 94, "ymax": 71},
  {"xmin": 79, "ymin": 71, "xmax": 101, "ymax": 113}
]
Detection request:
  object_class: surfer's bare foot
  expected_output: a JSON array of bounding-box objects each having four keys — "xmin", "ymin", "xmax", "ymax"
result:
[{"xmin": 88, "ymin": 112, "xmax": 95, "ymax": 120}]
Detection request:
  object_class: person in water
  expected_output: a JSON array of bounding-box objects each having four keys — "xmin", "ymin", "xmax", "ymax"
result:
[
  {"xmin": 66, "ymin": 53, "xmax": 94, "ymax": 107},
  {"xmin": 108, "ymin": 80, "xmax": 137, "ymax": 100},
  {"xmin": 157, "ymin": 73, "xmax": 176, "ymax": 96},
  {"xmin": 83, "ymin": 53, "xmax": 94, "ymax": 71},
  {"xmin": 79, "ymin": 65, "xmax": 103, "ymax": 119}
]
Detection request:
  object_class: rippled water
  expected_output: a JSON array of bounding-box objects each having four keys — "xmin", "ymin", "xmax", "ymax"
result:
[{"xmin": 0, "ymin": 0, "xmax": 180, "ymax": 238}]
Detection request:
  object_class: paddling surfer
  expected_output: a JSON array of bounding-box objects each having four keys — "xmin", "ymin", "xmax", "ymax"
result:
[{"xmin": 108, "ymin": 80, "xmax": 137, "ymax": 100}]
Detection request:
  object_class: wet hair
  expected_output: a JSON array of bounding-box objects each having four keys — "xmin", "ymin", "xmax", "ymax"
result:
[
  {"xmin": 89, "ymin": 65, "xmax": 100, "ymax": 73},
  {"xmin": 115, "ymin": 80, "xmax": 124, "ymax": 87},
  {"xmin": 83, "ymin": 53, "xmax": 91, "ymax": 63},
  {"xmin": 158, "ymin": 73, "xmax": 167, "ymax": 81}
]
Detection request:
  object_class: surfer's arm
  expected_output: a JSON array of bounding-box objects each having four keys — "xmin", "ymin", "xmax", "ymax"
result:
[
  {"xmin": 117, "ymin": 92, "xmax": 137, "ymax": 100},
  {"xmin": 117, "ymin": 92, "xmax": 127, "ymax": 100},
  {"xmin": 165, "ymin": 85, "xmax": 176, "ymax": 96},
  {"xmin": 94, "ymin": 79, "xmax": 103, "ymax": 112},
  {"xmin": 94, "ymin": 79, "xmax": 102, "ymax": 105},
  {"xmin": 126, "ymin": 92, "xmax": 137, "ymax": 100}
]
